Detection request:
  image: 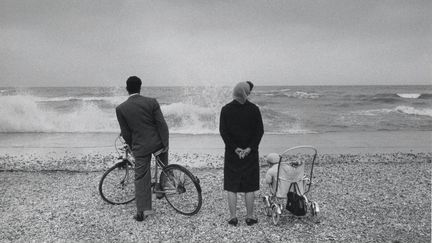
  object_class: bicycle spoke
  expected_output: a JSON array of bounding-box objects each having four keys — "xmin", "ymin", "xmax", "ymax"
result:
[
  {"xmin": 160, "ymin": 165, "xmax": 202, "ymax": 215},
  {"xmin": 99, "ymin": 163, "xmax": 135, "ymax": 205}
]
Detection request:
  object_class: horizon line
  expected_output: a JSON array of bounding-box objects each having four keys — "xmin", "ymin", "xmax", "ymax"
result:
[{"xmin": 1, "ymin": 83, "xmax": 431, "ymax": 88}]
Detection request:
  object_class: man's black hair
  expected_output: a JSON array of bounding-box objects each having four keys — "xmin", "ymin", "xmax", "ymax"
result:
[{"xmin": 126, "ymin": 76, "xmax": 142, "ymax": 94}]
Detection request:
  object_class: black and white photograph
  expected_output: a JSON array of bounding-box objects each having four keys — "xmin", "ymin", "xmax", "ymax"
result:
[{"xmin": 0, "ymin": 0, "xmax": 431, "ymax": 242}]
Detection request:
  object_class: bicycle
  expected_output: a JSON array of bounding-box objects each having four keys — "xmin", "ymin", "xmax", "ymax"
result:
[{"xmin": 98, "ymin": 136, "xmax": 202, "ymax": 216}]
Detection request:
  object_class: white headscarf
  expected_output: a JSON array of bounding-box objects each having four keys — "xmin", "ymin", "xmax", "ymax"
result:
[{"xmin": 232, "ymin": 82, "xmax": 251, "ymax": 104}]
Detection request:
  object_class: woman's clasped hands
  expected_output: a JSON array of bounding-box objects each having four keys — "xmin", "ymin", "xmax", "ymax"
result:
[{"xmin": 235, "ymin": 147, "xmax": 252, "ymax": 159}]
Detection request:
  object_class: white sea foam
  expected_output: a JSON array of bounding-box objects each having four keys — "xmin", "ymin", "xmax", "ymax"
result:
[
  {"xmin": 353, "ymin": 108, "xmax": 393, "ymax": 116},
  {"xmin": 397, "ymin": 93, "xmax": 421, "ymax": 99},
  {"xmin": 0, "ymin": 95, "xmax": 118, "ymax": 133},
  {"xmin": 35, "ymin": 96, "xmax": 126, "ymax": 105},
  {"xmin": 277, "ymin": 128, "xmax": 317, "ymax": 135},
  {"xmin": 354, "ymin": 106, "xmax": 432, "ymax": 118},
  {"xmin": 395, "ymin": 105, "xmax": 432, "ymax": 117},
  {"xmin": 284, "ymin": 91, "xmax": 320, "ymax": 99},
  {"xmin": 257, "ymin": 90, "xmax": 319, "ymax": 99},
  {"xmin": 255, "ymin": 89, "xmax": 290, "ymax": 97},
  {"xmin": 0, "ymin": 95, "xmax": 221, "ymax": 134},
  {"xmin": 0, "ymin": 95, "xmax": 51, "ymax": 132},
  {"xmin": 3, "ymin": 86, "xmax": 430, "ymax": 135},
  {"xmin": 0, "ymin": 94, "xmax": 312, "ymax": 135},
  {"xmin": 161, "ymin": 102, "xmax": 219, "ymax": 134}
]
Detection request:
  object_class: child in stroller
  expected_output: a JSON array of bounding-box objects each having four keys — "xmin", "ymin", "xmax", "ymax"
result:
[
  {"xmin": 265, "ymin": 153, "xmax": 305, "ymax": 197},
  {"xmin": 262, "ymin": 146, "xmax": 319, "ymax": 225}
]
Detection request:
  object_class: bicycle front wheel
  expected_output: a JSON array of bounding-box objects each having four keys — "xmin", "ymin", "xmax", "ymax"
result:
[
  {"xmin": 99, "ymin": 160, "xmax": 135, "ymax": 205},
  {"xmin": 160, "ymin": 164, "xmax": 202, "ymax": 215}
]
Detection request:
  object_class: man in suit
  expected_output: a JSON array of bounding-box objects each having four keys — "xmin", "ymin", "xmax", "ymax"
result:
[{"xmin": 116, "ymin": 76, "xmax": 169, "ymax": 221}]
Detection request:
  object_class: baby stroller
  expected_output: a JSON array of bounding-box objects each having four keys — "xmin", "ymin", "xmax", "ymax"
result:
[{"xmin": 262, "ymin": 146, "xmax": 320, "ymax": 225}]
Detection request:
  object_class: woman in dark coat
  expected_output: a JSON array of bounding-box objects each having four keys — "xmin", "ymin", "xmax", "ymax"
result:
[{"xmin": 219, "ymin": 81, "xmax": 264, "ymax": 226}]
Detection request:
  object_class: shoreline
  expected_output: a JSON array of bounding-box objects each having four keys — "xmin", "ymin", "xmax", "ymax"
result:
[
  {"xmin": 0, "ymin": 130, "xmax": 430, "ymax": 154},
  {"xmin": 0, "ymin": 130, "xmax": 430, "ymax": 171},
  {"xmin": 0, "ymin": 150, "xmax": 430, "ymax": 172}
]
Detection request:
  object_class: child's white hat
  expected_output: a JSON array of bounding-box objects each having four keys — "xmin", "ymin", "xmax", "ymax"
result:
[{"xmin": 266, "ymin": 153, "xmax": 280, "ymax": 164}]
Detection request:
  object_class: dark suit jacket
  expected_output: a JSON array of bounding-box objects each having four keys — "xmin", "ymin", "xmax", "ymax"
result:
[{"xmin": 116, "ymin": 94, "xmax": 169, "ymax": 157}]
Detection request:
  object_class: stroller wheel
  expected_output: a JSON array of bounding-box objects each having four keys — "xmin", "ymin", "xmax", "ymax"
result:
[
  {"xmin": 271, "ymin": 204, "xmax": 281, "ymax": 225},
  {"xmin": 262, "ymin": 196, "xmax": 271, "ymax": 217},
  {"xmin": 311, "ymin": 201, "xmax": 319, "ymax": 216},
  {"xmin": 263, "ymin": 206, "xmax": 272, "ymax": 217},
  {"xmin": 262, "ymin": 196, "xmax": 272, "ymax": 217},
  {"xmin": 313, "ymin": 202, "xmax": 320, "ymax": 215}
]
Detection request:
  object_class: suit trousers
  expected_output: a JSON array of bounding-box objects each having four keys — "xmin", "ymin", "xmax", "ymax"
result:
[{"xmin": 134, "ymin": 152, "xmax": 168, "ymax": 214}]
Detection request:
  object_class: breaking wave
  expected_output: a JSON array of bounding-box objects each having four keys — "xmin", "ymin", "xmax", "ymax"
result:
[
  {"xmin": 395, "ymin": 105, "xmax": 432, "ymax": 117},
  {"xmin": 0, "ymin": 95, "xmax": 118, "ymax": 133},
  {"xmin": 1, "ymin": 85, "xmax": 430, "ymax": 135},
  {"xmin": 359, "ymin": 93, "xmax": 432, "ymax": 104},
  {"xmin": 0, "ymin": 94, "xmax": 311, "ymax": 134},
  {"xmin": 162, "ymin": 102, "xmax": 219, "ymax": 134},
  {"xmin": 354, "ymin": 105, "xmax": 432, "ymax": 118},
  {"xmin": 397, "ymin": 93, "xmax": 421, "ymax": 99},
  {"xmin": 257, "ymin": 90, "xmax": 320, "ymax": 99}
]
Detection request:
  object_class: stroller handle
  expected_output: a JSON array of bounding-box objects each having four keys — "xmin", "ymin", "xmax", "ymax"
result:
[
  {"xmin": 280, "ymin": 145, "xmax": 317, "ymax": 156},
  {"xmin": 278, "ymin": 145, "xmax": 318, "ymax": 195}
]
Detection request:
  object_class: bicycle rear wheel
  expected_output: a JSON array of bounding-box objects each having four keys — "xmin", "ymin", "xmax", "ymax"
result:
[
  {"xmin": 99, "ymin": 160, "xmax": 135, "ymax": 205},
  {"xmin": 160, "ymin": 164, "xmax": 202, "ymax": 216}
]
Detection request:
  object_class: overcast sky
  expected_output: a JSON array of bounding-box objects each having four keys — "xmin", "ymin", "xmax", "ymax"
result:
[{"xmin": 0, "ymin": 0, "xmax": 431, "ymax": 87}]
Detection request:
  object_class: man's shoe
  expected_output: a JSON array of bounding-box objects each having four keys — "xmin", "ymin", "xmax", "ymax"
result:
[
  {"xmin": 133, "ymin": 212, "xmax": 147, "ymax": 222},
  {"xmin": 156, "ymin": 193, "xmax": 165, "ymax": 199},
  {"xmin": 228, "ymin": 217, "xmax": 238, "ymax": 226}
]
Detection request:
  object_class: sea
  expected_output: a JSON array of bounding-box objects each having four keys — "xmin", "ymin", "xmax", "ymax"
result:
[
  {"xmin": 0, "ymin": 85, "xmax": 431, "ymax": 168},
  {"xmin": 0, "ymin": 85, "xmax": 431, "ymax": 134}
]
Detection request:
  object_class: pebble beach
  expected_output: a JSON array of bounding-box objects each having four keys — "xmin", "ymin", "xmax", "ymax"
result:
[
  {"xmin": 1, "ymin": 126, "xmax": 431, "ymax": 243},
  {"xmin": 1, "ymin": 150, "xmax": 431, "ymax": 242},
  {"xmin": 1, "ymin": 1, "xmax": 431, "ymax": 241}
]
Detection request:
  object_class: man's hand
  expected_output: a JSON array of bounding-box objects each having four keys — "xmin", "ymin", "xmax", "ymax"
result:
[{"xmin": 161, "ymin": 146, "xmax": 169, "ymax": 153}]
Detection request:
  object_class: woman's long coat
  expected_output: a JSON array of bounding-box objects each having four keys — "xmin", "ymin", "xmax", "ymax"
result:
[{"xmin": 219, "ymin": 100, "xmax": 264, "ymax": 192}]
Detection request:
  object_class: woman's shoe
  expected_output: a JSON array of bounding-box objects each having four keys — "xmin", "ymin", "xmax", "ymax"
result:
[
  {"xmin": 245, "ymin": 218, "xmax": 258, "ymax": 226},
  {"xmin": 228, "ymin": 217, "xmax": 238, "ymax": 226}
]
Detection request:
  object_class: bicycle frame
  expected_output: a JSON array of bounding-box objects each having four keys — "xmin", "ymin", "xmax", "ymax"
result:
[
  {"xmin": 117, "ymin": 142, "xmax": 171, "ymax": 195},
  {"xmin": 150, "ymin": 149, "xmax": 170, "ymax": 194},
  {"xmin": 101, "ymin": 135, "xmax": 202, "ymax": 215}
]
